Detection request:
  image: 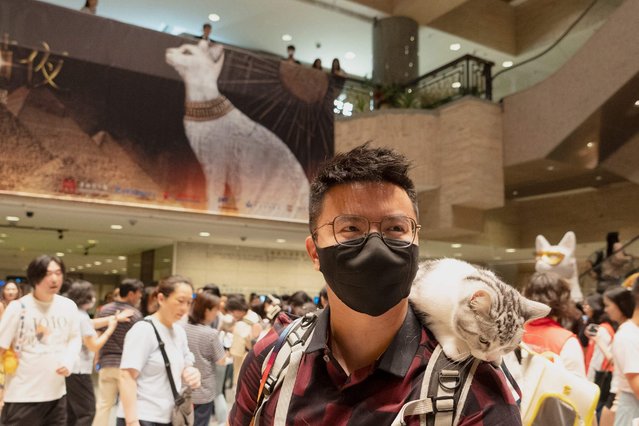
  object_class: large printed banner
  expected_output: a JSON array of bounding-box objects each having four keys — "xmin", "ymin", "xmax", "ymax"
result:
[{"xmin": 0, "ymin": 0, "xmax": 336, "ymax": 221}]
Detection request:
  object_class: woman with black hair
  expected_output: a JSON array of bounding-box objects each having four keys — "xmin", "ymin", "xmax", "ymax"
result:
[
  {"xmin": 184, "ymin": 292, "xmax": 226, "ymax": 426},
  {"xmin": 64, "ymin": 280, "xmax": 119, "ymax": 426}
]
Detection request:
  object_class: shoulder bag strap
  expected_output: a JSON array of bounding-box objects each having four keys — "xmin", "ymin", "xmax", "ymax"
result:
[
  {"xmin": 13, "ymin": 302, "xmax": 27, "ymax": 357},
  {"xmin": 145, "ymin": 318, "xmax": 180, "ymax": 401}
]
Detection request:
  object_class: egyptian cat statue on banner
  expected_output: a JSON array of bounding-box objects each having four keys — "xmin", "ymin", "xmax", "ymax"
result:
[{"xmin": 535, "ymin": 231, "xmax": 583, "ymax": 302}]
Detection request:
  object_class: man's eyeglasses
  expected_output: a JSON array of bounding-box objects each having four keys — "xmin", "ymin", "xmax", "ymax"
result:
[{"xmin": 312, "ymin": 215, "xmax": 421, "ymax": 248}]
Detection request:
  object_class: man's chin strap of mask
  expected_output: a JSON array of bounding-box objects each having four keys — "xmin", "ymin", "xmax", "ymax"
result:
[{"xmin": 315, "ymin": 233, "xmax": 419, "ymax": 317}]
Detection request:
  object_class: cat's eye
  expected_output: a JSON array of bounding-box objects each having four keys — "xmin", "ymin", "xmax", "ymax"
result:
[{"xmin": 478, "ymin": 337, "xmax": 489, "ymax": 345}]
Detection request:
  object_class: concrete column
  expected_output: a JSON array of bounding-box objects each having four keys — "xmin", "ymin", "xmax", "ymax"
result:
[{"xmin": 373, "ymin": 16, "xmax": 418, "ymax": 85}]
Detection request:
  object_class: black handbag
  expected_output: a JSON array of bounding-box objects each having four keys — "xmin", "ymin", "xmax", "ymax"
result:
[
  {"xmin": 594, "ymin": 370, "xmax": 613, "ymax": 403},
  {"xmin": 146, "ymin": 319, "xmax": 194, "ymax": 426}
]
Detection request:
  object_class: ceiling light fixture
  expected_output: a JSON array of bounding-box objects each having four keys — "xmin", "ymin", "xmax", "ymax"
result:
[
  {"xmin": 595, "ymin": 175, "xmax": 603, "ymax": 181},
  {"xmin": 199, "ymin": 231, "xmax": 211, "ymax": 237},
  {"xmin": 85, "ymin": 263, "xmax": 92, "ymax": 267},
  {"xmin": 70, "ymin": 267, "xmax": 76, "ymax": 272},
  {"xmin": 454, "ymin": 253, "xmax": 463, "ymax": 257},
  {"xmin": 94, "ymin": 261, "xmax": 102, "ymax": 266},
  {"xmin": 546, "ymin": 165, "xmax": 555, "ymax": 171},
  {"xmin": 634, "ymin": 100, "xmax": 639, "ymax": 107},
  {"xmin": 208, "ymin": 13, "xmax": 220, "ymax": 22},
  {"xmin": 87, "ymin": 239, "xmax": 97, "ymax": 244},
  {"xmin": 77, "ymin": 266, "xmax": 84, "ymax": 270},
  {"xmin": 344, "ymin": 51, "xmax": 356, "ymax": 60},
  {"xmin": 282, "ymin": 34, "xmax": 292, "ymax": 42},
  {"xmin": 6, "ymin": 216, "xmax": 19, "ymax": 222},
  {"xmin": 449, "ymin": 43, "xmax": 461, "ymax": 51},
  {"xmin": 505, "ymin": 248, "xmax": 517, "ymax": 253},
  {"xmin": 118, "ymin": 256, "xmax": 126, "ymax": 260},
  {"xmin": 56, "ymin": 252, "xmax": 65, "ymax": 257},
  {"xmin": 110, "ymin": 224, "xmax": 123, "ymax": 230},
  {"xmin": 0, "ymin": 233, "xmax": 6, "ymax": 238},
  {"xmin": 586, "ymin": 141, "xmax": 595, "ymax": 148},
  {"xmin": 502, "ymin": 61, "xmax": 514, "ymax": 68},
  {"xmin": 112, "ymin": 269, "xmax": 118, "ymax": 274},
  {"xmin": 276, "ymin": 238, "xmax": 286, "ymax": 243},
  {"xmin": 451, "ymin": 82, "xmax": 461, "ymax": 89},
  {"xmin": 105, "ymin": 259, "xmax": 112, "ymax": 263},
  {"xmin": 451, "ymin": 243, "xmax": 462, "ymax": 248}
]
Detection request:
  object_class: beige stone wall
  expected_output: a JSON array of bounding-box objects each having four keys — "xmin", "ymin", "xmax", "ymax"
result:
[
  {"xmin": 335, "ymin": 97, "xmax": 504, "ymax": 237},
  {"xmin": 174, "ymin": 242, "xmax": 324, "ymax": 297},
  {"xmin": 502, "ymin": 0, "xmax": 639, "ymax": 167}
]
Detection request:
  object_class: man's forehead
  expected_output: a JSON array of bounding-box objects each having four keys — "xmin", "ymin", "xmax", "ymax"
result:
[{"xmin": 322, "ymin": 182, "xmax": 413, "ymax": 211}]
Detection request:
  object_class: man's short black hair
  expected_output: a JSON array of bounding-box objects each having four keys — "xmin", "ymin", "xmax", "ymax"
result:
[
  {"xmin": 202, "ymin": 283, "xmax": 221, "ymax": 297},
  {"xmin": 203, "ymin": 23, "xmax": 212, "ymax": 30},
  {"xmin": 309, "ymin": 143, "xmax": 418, "ymax": 231},
  {"xmin": 287, "ymin": 44, "xmax": 295, "ymax": 51},
  {"xmin": 226, "ymin": 295, "xmax": 248, "ymax": 313},
  {"xmin": 119, "ymin": 278, "xmax": 144, "ymax": 298},
  {"xmin": 27, "ymin": 255, "xmax": 65, "ymax": 286}
]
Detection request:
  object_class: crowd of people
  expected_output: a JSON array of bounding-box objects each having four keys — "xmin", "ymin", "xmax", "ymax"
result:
[
  {"xmin": 520, "ymin": 270, "xmax": 639, "ymax": 426},
  {"xmin": 0, "ymin": 254, "xmax": 325, "ymax": 426}
]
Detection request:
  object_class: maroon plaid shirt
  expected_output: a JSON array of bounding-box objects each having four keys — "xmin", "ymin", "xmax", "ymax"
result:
[{"xmin": 230, "ymin": 307, "xmax": 522, "ymax": 426}]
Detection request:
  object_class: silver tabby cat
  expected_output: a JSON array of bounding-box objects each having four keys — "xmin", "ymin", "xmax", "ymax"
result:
[{"xmin": 409, "ymin": 258, "xmax": 550, "ymax": 364}]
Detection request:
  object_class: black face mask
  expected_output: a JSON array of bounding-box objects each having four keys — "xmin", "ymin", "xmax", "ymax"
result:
[{"xmin": 315, "ymin": 234, "xmax": 419, "ymax": 316}]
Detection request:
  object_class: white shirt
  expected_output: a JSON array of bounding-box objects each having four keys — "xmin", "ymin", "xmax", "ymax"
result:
[
  {"xmin": 0, "ymin": 294, "xmax": 81, "ymax": 402},
  {"xmin": 72, "ymin": 310, "xmax": 97, "ymax": 374},
  {"xmin": 117, "ymin": 316, "xmax": 194, "ymax": 423},
  {"xmin": 612, "ymin": 320, "xmax": 639, "ymax": 394},
  {"xmin": 559, "ymin": 336, "xmax": 587, "ymax": 377},
  {"xmin": 587, "ymin": 325, "xmax": 613, "ymax": 381}
]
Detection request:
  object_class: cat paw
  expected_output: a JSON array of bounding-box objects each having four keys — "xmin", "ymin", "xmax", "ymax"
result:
[{"xmin": 441, "ymin": 341, "xmax": 470, "ymax": 361}]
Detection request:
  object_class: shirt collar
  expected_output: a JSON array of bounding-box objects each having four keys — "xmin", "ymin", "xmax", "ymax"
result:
[{"xmin": 305, "ymin": 305, "xmax": 422, "ymax": 378}]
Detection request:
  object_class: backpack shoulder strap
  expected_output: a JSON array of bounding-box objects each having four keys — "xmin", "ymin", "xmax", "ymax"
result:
[
  {"xmin": 393, "ymin": 345, "xmax": 481, "ymax": 426},
  {"xmin": 251, "ymin": 312, "xmax": 318, "ymax": 425}
]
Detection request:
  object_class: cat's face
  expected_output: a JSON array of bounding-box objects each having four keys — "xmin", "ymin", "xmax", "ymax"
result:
[{"xmin": 534, "ymin": 232, "xmax": 576, "ymax": 277}]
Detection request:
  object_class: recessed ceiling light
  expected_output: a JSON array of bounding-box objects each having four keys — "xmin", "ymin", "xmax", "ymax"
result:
[
  {"xmin": 451, "ymin": 243, "xmax": 462, "ymax": 248},
  {"xmin": 162, "ymin": 258, "xmax": 171, "ymax": 263},
  {"xmin": 595, "ymin": 175, "xmax": 603, "ymax": 181},
  {"xmin": 276, "ymin": 238, "xmax": 286, "ymax": 243},
  {"xmin": 505, "ymin": 248, "xmax": 517, "ymax": 253},
  {"xmin": 118, "ymin": 256, "xmax": 126, "ymax": 260},
  {"xmin": 494, "ymin": 256, "xmax": 502, "ymax": 260},
  {"xmin": 512, "ymin": 190, "xmax": 518, "ymax": 196},
  {"xmin": 502, "ymin": 61, "xmax": 514, "ymax": 68},
  {"xmin": 586, "ymin": 141, "xmax": 595, "ymax": 148},
  {"xmin": 87, "ymin": 239, "xmax": 97, "ymax": 244},
  {"xmin": 0, "ymin": 233, "xmax": 7, "ymax": 238},
  {"xmin": 112, "ymin": 269, "xmax": 118, "ymax": 274},
  {"xmin": 94, "ymin": 261, "xmax": 102, "ymax": 266},
  {"xmin": 344, "ymin": 51, "xmax": 356, "ymax": 60},
  {"xmin": 6, "ymin": 216, "xmax": 19, "ymax": 222},
  {"xmin": 282, "ymin": 34, "xmax": 292, "ymax": 42},
  {"xmin": 634, "ymin": 100, "xmax": 639, "ymax": 107},
  {"xmin": 110, "ymin": 224, "xmax": 123, "ymax": 230},
  {"xmin": 70, "ymin": 267, "xmax": 76, "ymax": 272},
  {"xmin": 55, "ymin": 252, "xmax": 65, "ymax": 257},
  {"xmin": 454, "ymin": 253, "xmax": 463, "ymax": 257},
  {"xmin": 199, "ymin": 231, "xmax": 211, "ymax": 237},
  {"xmin": 121, "ymin": 268, "xmax": 127, "ymax": 272},
  {"xmin": 0, "ymin": 240, "xmax": 4, "ymax": 244},
  {"xmin": 449, "ymin": 43, "xmax": 461, "ymax": 51},
  {"xmin": 208, "ymin": 13, "xmax": 220, "ymax": 22},
  {"xmin": 77, "ymin": 266, "xmax": 84, "ymax": 270},
  {"xmin": 546, "ymin": 165, "xmax": 555, "ymax": 171},
  {"xmin": 85, "ymin": 263, "xmax": 92, "ymax": 267},
  {"xmin": 451, "ymin": 82, "xmax": 461, "ymax": 89},
  {"xmin": 105, "ymin": 259, "xmax": 112, "ymax": 263}
]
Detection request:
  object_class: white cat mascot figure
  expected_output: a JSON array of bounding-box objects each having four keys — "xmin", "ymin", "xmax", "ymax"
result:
[
  {"xmin": 535, "ymin": 231, "xmax": 583, "ymax": 303},
  {"xmin": 166, "ymin": 41, "xmax": 309, "ymax": 219}
]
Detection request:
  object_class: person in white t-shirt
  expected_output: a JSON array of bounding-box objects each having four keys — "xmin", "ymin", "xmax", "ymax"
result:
[
  {"xmin": 118, "ymin": 275, "xmax": 201, "ymax": 426},
  {"xmin": 64, "ymin": 280, "xmax": 133, "ymax": 425},
  {"xmin": 0, "ymin": 254, "xmax": 81, "ymax": 426},
  {"xmin": 609, "ymin": 280, "xmax": 639, "ymax": 426}
]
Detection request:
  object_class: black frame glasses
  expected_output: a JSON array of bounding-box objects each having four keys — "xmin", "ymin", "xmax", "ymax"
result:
[{"xmin": 312, "ymin": 214, "xmax": 421, "ymax": 248}]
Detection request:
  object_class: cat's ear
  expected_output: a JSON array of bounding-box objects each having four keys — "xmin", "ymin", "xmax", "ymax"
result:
[
  {"xmin": 558, "ymin": 231, "xmax": 576, "ymax": 251},
  {"xmin": 521, "ymin": 298, "xmax": 550, "ymax": 322},
  {"xmin": 469, "ymin": 290, "xmax": 492, "ymax": 316},
  {"xmin": 535, "ymin": 234, "xmax": 550, "ymax": 251}
]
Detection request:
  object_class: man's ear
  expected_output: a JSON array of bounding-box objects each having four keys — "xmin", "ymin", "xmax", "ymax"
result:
[{"xmin": 305, "ymin": 236, "xmax": 321, "ymax": 271}]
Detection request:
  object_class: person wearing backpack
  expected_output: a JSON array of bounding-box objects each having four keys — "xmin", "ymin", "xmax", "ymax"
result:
[{"xmin": 228, "ymin": 144, "xmax": 521, "ymax": 425}]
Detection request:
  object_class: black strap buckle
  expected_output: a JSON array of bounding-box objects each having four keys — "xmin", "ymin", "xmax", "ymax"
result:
[
  {"xmin": 174, "ymin": 395, "xmax": 185, "ymax": 406},
  {"xmin": 432, "ymin": 396, "xmax": 455, "ymax": 413},
  {"xmin": 438, "ymin": 369, "xmax": 461, "ymax": 391}
]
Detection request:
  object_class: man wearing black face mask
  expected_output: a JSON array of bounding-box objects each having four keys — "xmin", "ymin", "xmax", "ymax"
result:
[{"xmin": 229, "ymin": 144, "xmax": 522, "ymax": 425}]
